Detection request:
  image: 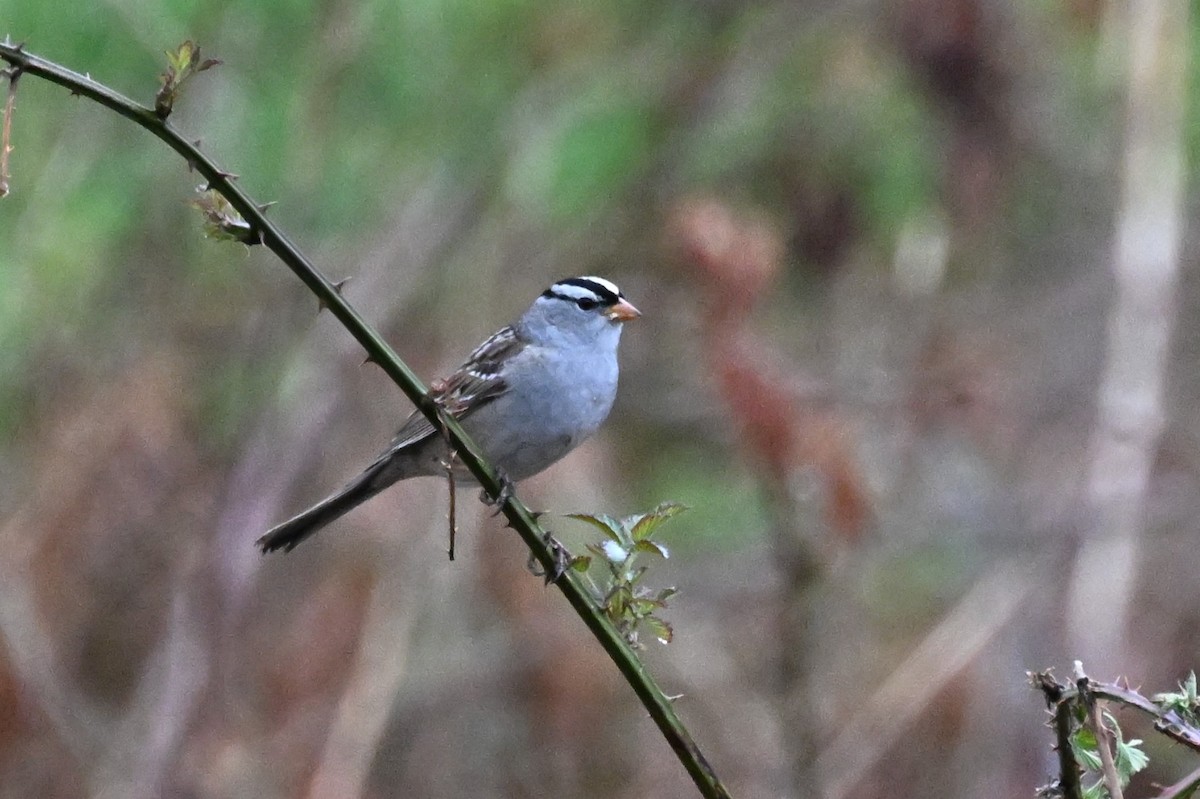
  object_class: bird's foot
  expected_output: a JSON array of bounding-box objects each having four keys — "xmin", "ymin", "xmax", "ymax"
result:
[
  {"xmin": 527, "ymin": 530, "xmax": 572, "ymax": 585},
  {"xmin": 480, "ymin": 469, "xmax": 515, "ymax": 515}
]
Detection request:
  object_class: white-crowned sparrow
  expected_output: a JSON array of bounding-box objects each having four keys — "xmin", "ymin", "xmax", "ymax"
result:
[{"xmin": 257, "ymin": 276, "xmax": 640, "ymax": 553}]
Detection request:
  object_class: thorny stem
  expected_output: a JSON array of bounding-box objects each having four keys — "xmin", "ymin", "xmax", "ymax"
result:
[
  {"xmin": 0, "ymin": 39, "xmax": 733, "ymax": 799},
  {"xmin": 1032, "ymin": 671, "xmax": 1083, "ymax": 799},
  {"xmin": 1090, "ymin": 681, "xmax": 1200, "ymax": 753},
  {"xmin": 1034, "ymin": 666, "xmax": 1200, "ymax": 799}
]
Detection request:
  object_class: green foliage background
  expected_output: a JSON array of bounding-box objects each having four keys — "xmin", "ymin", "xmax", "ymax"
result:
[{"xmin": 4, "ymin": 2, "xmax": 1200, "ymax": 798}]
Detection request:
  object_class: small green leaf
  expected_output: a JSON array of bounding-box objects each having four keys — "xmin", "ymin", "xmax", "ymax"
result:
[
  {"xmin": 1158, "ymin": 672, "xmax": 1200, "ymax": 723},
  {"xmin": 1071, "ymin": 727, "xmax": 1102, "ymax": 771},
  {"xmin": 167, "ymin": 40, "xmax": 194, "ymax": 72},
  {"xmin": 605, "ymin": 584, "xmax": 633, "ymax": 611},
  {"xmin": 654, "ymin": 586, "xmax": 678, "ymax": 603},
  {"xmin": 1076, "ymin": 749, "xmax": 1102, "ymax": 771},
  {"xmin": 189, "ymin": 189, "xmax": 256, "ymax": 244},
  {"xmin": 566, "ymin": 512, "xmax": 624, "ymax": 544},
  {"xmin": 569, "ymin": 555, "xmax": 592, "ymax": 572},
  {"xmin": 1116, "ymin": 738, "xmax": 1148, "ymax": 780},
  {"xmin": 155, "ymin": 40, "xmax": 222, "ymax": 118},
  {"xmin": 642, "ymin": 616, "xmax": 673, "ymax": 645},
  {"xmin": 630, "ymin": 501, "xmax": 689, "ymax": 541},
  {"xmin": 633, "ymin": 540, "xmax": 669, "ymax": 559},
  {"xmin": 631, "ymin": 597, "xmax": 664, "ymax": 615}
]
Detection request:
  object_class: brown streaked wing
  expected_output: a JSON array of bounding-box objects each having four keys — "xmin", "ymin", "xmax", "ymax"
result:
[{"xmin": 386, "ymin": 326, "xmax": 526, "ymax": 451}]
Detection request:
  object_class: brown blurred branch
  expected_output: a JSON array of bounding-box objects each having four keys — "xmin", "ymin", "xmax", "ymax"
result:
[
  {"xmin": 820, "ymin": 558, "xmax": 1038, "ymax": 799},
  {"xmin": 0, "ymin": 40, "xmax": 731, "ymax": 799},
  {"xmin": 0, "ymin": 511, "xmax": 207, "ymax": 797},
  {"xmin": 307, "ymin": 569, "xmax": 417, "ymax": 799},
  {"xmin": 0, "ymin": 513, "xmax": 106, "ymax": 764},
  {"xmin": 93, "ymin": 588, "xmax": 208, "ymax": 799}
]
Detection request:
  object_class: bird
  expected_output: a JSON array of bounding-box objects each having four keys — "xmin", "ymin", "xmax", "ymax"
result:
[{"xmin": 257, "ymin": 276, "xmax": 640, "ymax": 553}]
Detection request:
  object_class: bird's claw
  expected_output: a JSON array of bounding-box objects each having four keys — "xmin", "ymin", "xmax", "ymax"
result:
[
  {"xmin": 481, "ymin": 470, "xmax": 515, "ymax": 515},
  {"xmin": 526, "ymin": 530, "xmax": 571, "ymax": 585}
]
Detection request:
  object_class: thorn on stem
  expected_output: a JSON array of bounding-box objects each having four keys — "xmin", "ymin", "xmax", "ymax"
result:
[{"xmin": 317, "ymin": 279, "xmax": 349, "ymax": 312}]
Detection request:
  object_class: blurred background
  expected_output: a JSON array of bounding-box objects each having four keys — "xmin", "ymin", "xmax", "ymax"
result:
[{"xmin": 0, "ymin": 0, "xmax": 1196, "ymax": 797}]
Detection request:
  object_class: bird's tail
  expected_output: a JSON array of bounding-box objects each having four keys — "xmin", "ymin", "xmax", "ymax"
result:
[{"xmin": 257, "ymin": 456, "xmax": 395, "ymax": 554}]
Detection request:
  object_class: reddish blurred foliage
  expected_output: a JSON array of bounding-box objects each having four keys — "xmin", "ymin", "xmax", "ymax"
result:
[
  {"xmin": 668, "ymin": 197, "xmax": 871, "ymax": 545},
  {"xmin": 233, "ymin": 562, "xmax": 376, "ymax": 795},
  {"xmin": 22, "ymin": 357, "xmax": 208, "ymax": 703},
  {"xmin": 669, "ymin": 197, "xmax": 782, "ymax": 325},
  {"xmin": 262, "ymin": 564, "xmax": 375, "ymax": 714}
]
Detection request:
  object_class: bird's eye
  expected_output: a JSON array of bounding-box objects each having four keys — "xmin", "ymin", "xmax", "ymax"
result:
[{"xmin": 575, "ymin": 297, "xmax": 599, "ymax": 311}]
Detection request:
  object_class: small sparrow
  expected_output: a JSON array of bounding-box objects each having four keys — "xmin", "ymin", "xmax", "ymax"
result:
[{"xmin": 258, "ymin": 276, "xmax": 639, "ymax": 552}]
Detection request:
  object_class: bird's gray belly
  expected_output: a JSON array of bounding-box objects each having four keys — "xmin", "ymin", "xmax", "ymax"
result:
[{"xmin": 467, "ymin": 381, "xmax": 613, "ymax": 480}]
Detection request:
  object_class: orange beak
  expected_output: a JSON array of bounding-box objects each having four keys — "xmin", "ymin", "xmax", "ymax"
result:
[{"xmin": 604, "ymin": 298, "xmax": 641, "ymax": 322}]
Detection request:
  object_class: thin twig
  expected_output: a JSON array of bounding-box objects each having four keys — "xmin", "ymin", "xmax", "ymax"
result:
[
  {"xmin": 307, "ymin": 568, "xmax": 418, "ymax": 799},
  {"xmin": 1078, "ymin": 677, "xmax": 1124, "ymax": 799},
  {"xmin": 1158, "ymin": 763, "xmax": 1200, "ymax": 799},
  {"xmin": 445, "ymin": 451, "xmax": 458, "ymax": 561},
  {"xmin": 93, "ymin": 586, "xmax": 208, "ymax": 799},
  {"xmin": 821, "ymin": 558, "xmax": 1038, "ymax": 799},
  {"xmin": 0, "ymin": 65, "xmax": 18, "ymax": 197}
]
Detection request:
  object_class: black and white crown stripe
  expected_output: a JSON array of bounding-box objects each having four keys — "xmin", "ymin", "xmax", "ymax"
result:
[
  {"xmin": 461, "ymin": 277, "xmax": 627, "ymax": 384},
  {"xmin": 541, "ymin": 276, "xmax": 624, "ymax": 308}
]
